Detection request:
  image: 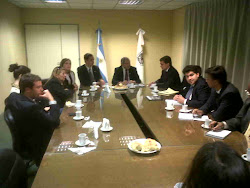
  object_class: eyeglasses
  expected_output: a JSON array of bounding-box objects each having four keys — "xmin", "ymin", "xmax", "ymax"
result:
[{"xmin": 245, "ymin": 90, "xmax": 250, "ymax": 96}]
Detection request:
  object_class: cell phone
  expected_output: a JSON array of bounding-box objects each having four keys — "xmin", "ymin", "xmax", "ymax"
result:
[{"xmin": 68, "ymin": 112, "xmax": 76, "ymax": 116}]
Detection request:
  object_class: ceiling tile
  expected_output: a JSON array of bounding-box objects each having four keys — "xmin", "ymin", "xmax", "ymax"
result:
[
  {"xmin": 157, "ymin": 4, "xmax": 185, "ymax": 10},
  {"xmin": 165, "ymin": 1, "xmax": 193, "ymax": 5},
  {"xmin": 93, "ymin": 0, "xmax": 118, "ymax": 3},
  {"xmin": 67, "ymin": 0, "xmax": 93, "ymax": 3}
]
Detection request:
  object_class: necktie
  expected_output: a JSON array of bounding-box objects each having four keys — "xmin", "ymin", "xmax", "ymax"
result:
[
  {"xmin": 125, "ymin": 70, "xmax": 129, "ymax": 81},
  {"xmin": 89, "ymin": 68, "xmax": 95, "ymax": 84},
  {"xmin": 185, "ymin": 86, "xmax": 194, "ymax": 100}
]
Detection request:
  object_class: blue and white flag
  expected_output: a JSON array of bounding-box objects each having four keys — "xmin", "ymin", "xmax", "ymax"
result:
[
  {"xmin": 136, "ymin": 28, "xmax": 145, "ymax": 83},
  {"xmin": 96, "ymin": 28, "xmax": 108, "ymax": 83}
]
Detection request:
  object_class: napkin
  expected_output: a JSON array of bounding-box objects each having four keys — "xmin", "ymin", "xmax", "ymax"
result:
[
  {"xmin": 68, "ymin": 147, "xmax": 96, "ymax": 155},
  {"xmin": 82, "ymin": 120, "xmax": 102, "ymax": 128},
  {"xmin": 158, "ymin": 88, "xmax": 179, "ymax": 95},
  {"xmin": 206, "ymin": 130, "xmax": 231, "ymax": 139}
]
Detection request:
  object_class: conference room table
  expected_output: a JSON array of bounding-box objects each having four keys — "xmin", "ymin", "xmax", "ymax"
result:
[{"xmin": 32, "ymin": 86, "xmax": 248, "ymax": 188}]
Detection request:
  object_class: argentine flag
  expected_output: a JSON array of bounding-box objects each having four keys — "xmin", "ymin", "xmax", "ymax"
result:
[{"xmin": 96, "ymin": 28, "xmax": 108, "ymax": 83}]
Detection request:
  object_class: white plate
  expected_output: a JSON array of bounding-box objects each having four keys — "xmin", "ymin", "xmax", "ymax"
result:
[
  {"xmin": 201, "ymin": 124, "xmax": 210, "ymax": 129},
  {"xmin": 100, "ymin": 127, "xmax": 113, "ymax": 132},
  {"xmin": 128, "ymin": 138, "xmax": 161, "ymax": 154},
  {"xmin": 165, "ymin": 107, "xmax": 175, "ymax": 111},
  {"xmin": 81, "ymin": 93, "xmax": 89, "ymax": 97},
  {"xmin": 241, "ymin": 154, "xmax": 250, "ymax": 162},
  {"xmin": 75, "ymin": 104, "xmax": 84, "ymax": 108},
  {"xmin": 66, "ymin": 103, "xmax": 75, "ymax": 107},
  {"xmin": 179, "ymin": 109, "xmax": 192, "ymax": 113},
  {"xmin": 75, "ymin": 140, "xmax": 91, "ymax": 147},
  {"xmin": 73, "ymin": 116, "xmax": 84, "ymax": 121}
]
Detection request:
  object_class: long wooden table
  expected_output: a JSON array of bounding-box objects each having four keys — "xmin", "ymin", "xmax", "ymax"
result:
[{"xmin": 32, "ymin": 87, "xmax": 248, "ymax": 188}]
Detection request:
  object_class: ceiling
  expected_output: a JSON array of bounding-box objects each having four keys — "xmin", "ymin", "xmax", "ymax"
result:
[{"xmin": 8, "ymin": 0, "xmax": 208, "ymax": 10}]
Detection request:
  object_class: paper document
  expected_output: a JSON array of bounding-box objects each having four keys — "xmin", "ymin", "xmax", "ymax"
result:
[
  {"xmin": 178, "ymin": 113, "xmax": 193, "ymax": 120},
  {"xmin": 206, "ymin": 130, "xmax": 231, "ymax": 139},
  {"xmin": 193, "ymin": 115, "xmax": 209, "ymax": 122},
  {"xmin": 158, "ymin": 88, "xmax": 179, "ymax": 95}
]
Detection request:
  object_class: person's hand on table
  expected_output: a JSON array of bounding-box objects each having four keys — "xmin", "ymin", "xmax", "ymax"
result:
[
  {"xmin": 122, "ymin": 80, "xmax": 128, "ymax": 85},
  {"xmin": 98, "ymin": 79, "xmax": 105, "ymax": 86},
  {"xmin": 209, "ymin": 121, "xmax": 224, "ymax": 131},
  {"xmin": 192, "ymin": 109, "xmax": 204, "ymax": 116},
  {"xmin": 148, "ymin": 82, "xmax": 155, "ymax": 87},
  {"xmin": 40, "ymin": 89, "xmax": 54, "ymax": 101},
  {"xmin": 173, "ymin": 95, "xmax": 185, "ymax": 104}
]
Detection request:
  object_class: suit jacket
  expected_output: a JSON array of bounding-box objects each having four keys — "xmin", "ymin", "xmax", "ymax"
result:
[
  {"xmin": 44, "ymin": 77, "xmax": 74, "ymax": 108},
  {"xmin": 200, "ymin": 82, "xmax": 243, "ymax": 121},
  {"xmin": 180, "ymin": 77, "xmax": 211, "ymax": 108},
  {"xmin": 5, "ymin": 93, "xmax": 60, "ymax": 166},
  {"xmin": 156, "ymin": 66, "xmax": 181, "ymax": 91},
  {"xmin": 112, "ymin": 66, "xmax": 141, "ymax": 85},
  {"xmin": 226, "ymin": 98, "xmax": 250, "ymax": 133},
  {"xmin": 77, "ymin": 65, "xmax": 102, "ymax": 86}
]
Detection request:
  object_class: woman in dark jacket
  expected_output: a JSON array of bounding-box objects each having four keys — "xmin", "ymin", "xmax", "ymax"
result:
[{"xmin": 44, "ymin": 66, "xmax": 74, "ymax": 112}]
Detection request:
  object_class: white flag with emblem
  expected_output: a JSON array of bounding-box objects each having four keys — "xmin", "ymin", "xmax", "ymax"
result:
[{"xmin": 136, "ymin": 28, "xmax": 145, "ymax": 83}]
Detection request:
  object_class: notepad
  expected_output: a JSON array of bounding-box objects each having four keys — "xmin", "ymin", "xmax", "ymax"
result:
[
  {"xmin": 158, "ymin": 88, "xmax": 179, "ymax": 95},
  {"xmin": 206, "ymin": 130, "xmax": 231, "ymax": 139}
]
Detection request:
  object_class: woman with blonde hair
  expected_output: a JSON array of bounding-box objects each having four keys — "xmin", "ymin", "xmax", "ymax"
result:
[
  {"xmin": 8, "ymin": 63, "xmax": 31, "ymax": 93},
  {"xmin": 44, "ymin": 66, "xmax": 73, "ymax": 112},
  {"xmin": 60, "ymin": 58, "xmax": 78, "ymax": 91}
]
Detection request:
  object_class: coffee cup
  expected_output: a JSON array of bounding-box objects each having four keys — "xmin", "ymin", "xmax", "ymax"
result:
[
  {"xmin": 247, "ymin": 148, "xmax": 250, "ymax": 161},
  {"xmin": 153, "ymin": 86, "xmax": 158, "ymax": 91},
  {"xmin": 78, "ymin": 133, "xmax": 87, "ymax": 145},
  {"xmin": 90, "ymin": 85, "xmax": 95, "ymax": 90},
  {"xmin": 166, "ymin": 100, "xmax": 174, "ymax": 109},
  {"xmin": 130, "ymin": 83, "xmax": 135, "ymax": 88},
  {"xmin": 92, "ymin": 82, "xmax": 97, "ymax": 86},
  {"xmin": 182, "ymin": 105, "xmax": 188, "ymax": 111},
  {"xmin": 83, "ymin": 97, "xmax": 88, "ymax": 103},
  {"xmin": 82, "ymin": 90, "xmax": 87, "ymax": 95},
  {"xmin": 76, "ymin": 110, "xmax": 82, "ymax": 118},
  {"xmin": 151, "ymin": 83, "xmax": 156, "ymax": 88},
  {"xmin": 166, "ymin": 111, "xmax": 173, "ymax": 119},
  {"xmin": 75, "ymin": 100, "xmax": 82, "ymax": 110},
  {"xmin": 204, "ymin": 118, "xmax": 211, "ymax": 127}
]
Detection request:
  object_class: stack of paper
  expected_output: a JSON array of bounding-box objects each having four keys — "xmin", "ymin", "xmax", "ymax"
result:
[
  {"xmin": 158, "ymin": 88, "xmax": 179, "ymax": 96},
  {"xmin": 206, "ymin": 130, "xmax": 231, "ymax": 139}
]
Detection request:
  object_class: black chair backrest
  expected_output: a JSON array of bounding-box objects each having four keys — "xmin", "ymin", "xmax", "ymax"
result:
[{"xmin": 4, "ymin": 108, "xmax": 30, "ymax": 160}]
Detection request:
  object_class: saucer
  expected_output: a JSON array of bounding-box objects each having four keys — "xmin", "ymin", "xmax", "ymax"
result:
[
  {"xmin": 179, "ymin": 109, "xmax": 192, "ymax": 113},
  {"xmin": 75, "ymin": 140, "xmax": 91, "ymax": 147},
  {"xmin": 75, "ymin": 104, "xmax": 84, "ymax": 108},
  {"xmin": 201, "ymin": 124, "xmax": 210, "ymax": 129},
  {"xmin": 152, "ymin": 90, "xmax": 159, "ymax": 93},
  {"xmin": 89, "ymin": 88, "xmax": 97, "ymax": 92},
  {"xmin": 165, "ymin": 107, "xmax": 175, "ymax": 111},
  {"xmin": 81, "ymin": 93, "xmax": 89, "ymax": 97},
  {"xmin": 129, "ymin": 86, "xmax": 136, "ymax": 89},
  {"xmin": 73, "ymin": 116, "xmax": 84, "ymax": 121},
  {"xmin": 241, "ymin": 154, "xmax": 250, "ymax": 162},
  {"xmin": 100, "ymin": 127, "xmax": 113, "ymax": 132}
]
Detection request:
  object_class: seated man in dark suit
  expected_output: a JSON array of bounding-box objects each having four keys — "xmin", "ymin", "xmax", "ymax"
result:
[
  {"xmin": 193, "ymin": 66, "xmax": 243, "ymax": 121},
  {"xmin": 112, "ymin": 57, "xmax": 141, "ymax": 85},
  {"xmin": 209, "ymin": 83, "xmax": 250, "ymax": 133},
  {"xmin": 77, "ymin": 53, "xmax": 105, "ymax": 87},
  {"xmin": 5, "ymin": 74, "xmax": 60, "ymax": 166},
  {"xmin": 149, "ymin": 56, "xmax": 181, "ymax": 90},
  {"xmin": 173, "ymin": 65, "xmax": 210, "ymax": 108}
]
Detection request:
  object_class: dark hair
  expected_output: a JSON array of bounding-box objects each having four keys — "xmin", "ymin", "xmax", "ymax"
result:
[
  {"xmin": 205, "ymin": 66, "xmax": 227, "ymax": 85},
  {"xmin": 160, "ymin": 56, "xmax": 172, "ymax": 66},
  {"xmin": 84, "ymin": 53, "xmax": 93, "ymax": 61},
  {"xmin": 183, "ymin": 142, "xmax": 250, "ymax": 188},
  {"xmin": 60, "ymin": 58, "xmax": 71, "ymax": 67},
  {"xmin": 19, "ymin": 73, "xmax": 41, "ymax": 94},
  {"xmin": 8, "ymin": 63, "xmax": 31, "ymax": 80},
  {"xmin": 121, "ymin": 57, "xmax": 130, "ymax": 65},
  {"xmin": 182, "ymin": 65, "xmax": 202, "ymax": 75}
]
